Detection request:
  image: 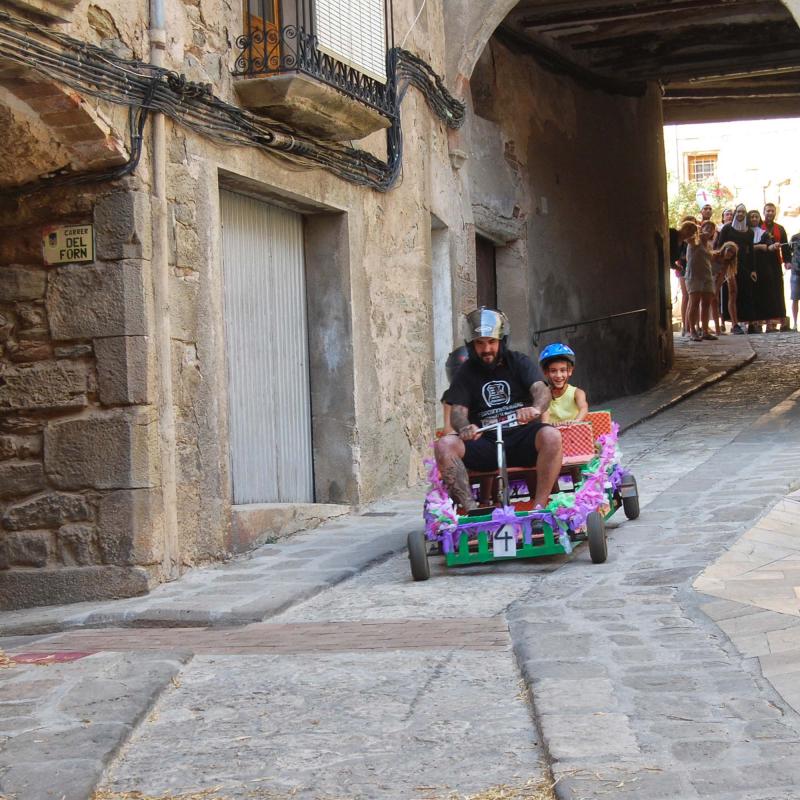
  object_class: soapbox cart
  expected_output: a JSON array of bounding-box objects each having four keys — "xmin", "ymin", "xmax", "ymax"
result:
[{"xmin": 408, "ymin": 410, "xmax": 639, "ymax": 581}]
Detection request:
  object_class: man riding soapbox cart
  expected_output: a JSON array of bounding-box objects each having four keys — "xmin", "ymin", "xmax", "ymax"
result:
[{"xmin": 408, "ymin": 409, "xmax": 640, "ymax": 581}]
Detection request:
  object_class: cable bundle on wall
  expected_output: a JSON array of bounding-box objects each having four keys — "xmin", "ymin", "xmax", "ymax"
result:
[{"xmin": 0, "ymin": 10, "xmax": 464, "ymax": 193}]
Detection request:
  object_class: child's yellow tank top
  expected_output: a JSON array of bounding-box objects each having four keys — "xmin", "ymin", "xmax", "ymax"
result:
[{"xmin": 548, "ymin": 384, "xmax": 579, "ymax": 423}]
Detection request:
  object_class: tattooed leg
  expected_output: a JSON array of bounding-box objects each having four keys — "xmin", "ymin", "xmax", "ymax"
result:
[
  {"xmin": 434, "ymin": 435, "xmax": 476, "ymax": 511},
  {"xmin": 441, "ymin": 453, "xmax": 477, "ymax": 511}
]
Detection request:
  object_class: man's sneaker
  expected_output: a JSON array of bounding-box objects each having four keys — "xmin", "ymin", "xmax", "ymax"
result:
[{"xmin": 732, "ymin": 324, "xmax": 745, "ymax": 335}]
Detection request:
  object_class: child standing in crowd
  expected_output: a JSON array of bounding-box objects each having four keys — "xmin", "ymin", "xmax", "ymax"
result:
[
  {"xmin": 715, "ymin": 241, "xmax": 740, "ymax": 333},
  {"xmin": 686, "ymin": 221, "xmax": 718, "ymax": 341},
  {"xmin": 538, "ymin": 343, "xmax": 588, "ymax": 423}
]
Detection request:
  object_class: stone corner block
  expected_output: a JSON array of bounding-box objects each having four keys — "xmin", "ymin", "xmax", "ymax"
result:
[
  {"xmin": 94, "ymin": 336, "xmax": 154, "ymax": 406},
  {"xmin": 94, "ymin": 191, "xmax": 153, "ymax": 262},
  {"xmin": 46, "ymin": 261, "xmax": 147, "ymax": 340},
  {"xmin": 0, "ymin": 565, "xmax": 152, "ymax": 610},
  {"xmin": 44, "ymin": 409, "xmax": 160, "ymax": 491},
  {"xmin": 98, "ymin": 488, "xmax": 164, "ymax": 567}
]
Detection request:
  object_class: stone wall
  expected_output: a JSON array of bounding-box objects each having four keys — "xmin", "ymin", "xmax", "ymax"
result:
[{"xmin": 0, "ymin": 183, "xmax": 165, "ymax": 608}]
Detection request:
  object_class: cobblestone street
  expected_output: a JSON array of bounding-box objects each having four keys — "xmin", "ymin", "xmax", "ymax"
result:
[{"xmin": 4, "ymin": 335, "xmax": 800, "ymax": 799}]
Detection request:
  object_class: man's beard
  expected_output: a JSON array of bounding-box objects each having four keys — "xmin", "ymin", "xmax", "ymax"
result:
[{"xmin": 479, "ymin": 352, "xmax": 500, "ymax": 368}]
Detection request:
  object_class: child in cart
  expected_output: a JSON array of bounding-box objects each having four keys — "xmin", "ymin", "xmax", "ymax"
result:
[{"xmin": 538, "ymin": 343, "xmax": 588, "ymax": 424}]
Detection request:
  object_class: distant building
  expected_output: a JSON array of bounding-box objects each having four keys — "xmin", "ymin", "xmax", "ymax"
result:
[{"xmin": 665, "ymin": 120, "xmax": 800, "ymax": 222}]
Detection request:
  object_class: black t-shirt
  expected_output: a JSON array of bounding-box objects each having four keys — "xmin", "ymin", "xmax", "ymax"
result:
[{"xmin": 446, "ymin": 350, "xmax": 544, "ymax": 429}]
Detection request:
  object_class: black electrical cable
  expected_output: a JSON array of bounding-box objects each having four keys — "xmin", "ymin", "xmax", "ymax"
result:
[{"xmin": 0, "ymin": 10, "xmax": 465, "ymax": 192}]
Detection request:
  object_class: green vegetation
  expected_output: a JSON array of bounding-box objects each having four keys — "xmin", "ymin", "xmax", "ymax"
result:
[{"xmin": 667, "ymin": 179, "xmax": 734, "ymax": 228}]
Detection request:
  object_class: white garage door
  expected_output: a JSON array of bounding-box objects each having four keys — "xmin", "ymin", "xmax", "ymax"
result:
[{"xmin": 220, "ymin": 190, "xmax": 314, "ymax": 503}]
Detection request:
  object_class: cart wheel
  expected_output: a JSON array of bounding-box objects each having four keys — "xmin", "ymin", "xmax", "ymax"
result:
[
  {"xmin": 408, "ymin": 530, "xmax": 431, "ymax": 581},
  {"xmin": 586, "ymin": 511, "xmax": 607, "ymax": 564},
  {"xmin": 621, "ymin": 474, "xmax": 640, "ymax": 520}
]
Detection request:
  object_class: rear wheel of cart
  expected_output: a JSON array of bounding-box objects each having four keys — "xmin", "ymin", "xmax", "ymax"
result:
[
  {"xmin": 621, "ymin": 474, "xmax": 640, "ymax": 520},
  {"xmin": 586, "ymin": 511, "xmax": 607, "ymax": 564},
  {"xmin": 408, "ymin": 530, "xmax": 431, "ymax": 581}
]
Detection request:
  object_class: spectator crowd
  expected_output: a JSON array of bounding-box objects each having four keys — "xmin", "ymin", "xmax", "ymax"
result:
[{"xmin": 670, "ymin": 202, "xmax": 800, "ymax": 340}]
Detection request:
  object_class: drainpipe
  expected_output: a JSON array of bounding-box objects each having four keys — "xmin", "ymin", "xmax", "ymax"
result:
[{"xmin": 149, "ymin": 0, "xmax": 180, "ymax": 580}]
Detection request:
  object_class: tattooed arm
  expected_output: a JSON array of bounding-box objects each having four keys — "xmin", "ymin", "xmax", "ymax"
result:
[
  {"xmin": 516, "ymin": 381, "xmax": 552, "ymax": 423},
  {"xmin": 451, "ymin": 404, "xmax": 481, "ymax": 441}
]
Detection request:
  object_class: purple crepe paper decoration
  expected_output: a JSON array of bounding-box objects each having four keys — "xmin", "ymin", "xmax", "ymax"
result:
[{"xmin": 422, "ymin": 423, "xmax": 623, "ymax": 554}]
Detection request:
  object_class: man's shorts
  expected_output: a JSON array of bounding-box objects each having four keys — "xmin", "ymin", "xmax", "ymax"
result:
[
  {"xmin": 462, "ymin": 422, "xmax": 550, "ymax": 472},
  {"xmin": 791, "ymin": 270, "xmax": 800, "ymax": 301}
]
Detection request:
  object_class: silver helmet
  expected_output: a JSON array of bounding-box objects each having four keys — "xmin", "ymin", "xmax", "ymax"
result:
[{"xmin": 464, "ymin": 307, "xmax": 509, "ymax": 341}]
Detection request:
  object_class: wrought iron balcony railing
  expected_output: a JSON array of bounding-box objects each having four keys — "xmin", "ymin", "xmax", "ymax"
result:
[{"xmin": 233, "ymin": 0, "xmax": 397, "ymax": 121}]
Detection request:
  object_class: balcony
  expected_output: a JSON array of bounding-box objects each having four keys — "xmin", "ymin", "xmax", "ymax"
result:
[
  {"xmin": 4, "ymin": 0, "xmax": 80, "ymax": 22},
  {"xmin": 233, "ymin": 0, "xmax": 396, "ymax": 142}
]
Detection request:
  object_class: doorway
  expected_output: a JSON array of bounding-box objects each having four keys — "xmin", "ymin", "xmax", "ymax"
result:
[
  {"xmin": 220, "ymin": 190, "xmax": 314, "ymax": 503},
  {"xmin": 476, "ymin": 233, "xmax": 497, "ymax": 308}
]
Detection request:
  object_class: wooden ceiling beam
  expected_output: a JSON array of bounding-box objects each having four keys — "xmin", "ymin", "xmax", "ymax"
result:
[
  {"xmin": 536, "ymin": 6, "xmax": 784, "ymax": 41},
  {"xmin": 571, "ymin": 21, "xmax": 796, "ymax": 51},
  {"xmin": 591, "ymin": 39, "xmax": 800, "ymax": 69},
  {"xmin": 517, "ymin": 0, "xmax": 762, "ymax": 29},
  {"xmin": 493, "ymin": 25, "xmax": 647, "ymax": 95},
  {"xmin": 666, "ymin": 72, "xmax": 800, "ymax": 90},
  {"xmin": 663, "ymin": 88, "xmax": 800, "ymax": 98},
  {"xmin": 616, "ymin": 50, "xmax": 800, "ymax": 80}
]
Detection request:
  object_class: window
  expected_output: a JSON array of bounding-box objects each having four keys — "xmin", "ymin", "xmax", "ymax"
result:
[
  {"xmin": 245, "ymin": 0, "xmax": 281, "ymax": 70},
  {"xmin": 314, "ymin": 0, "xmax": 388, "ymax": 83},
  {"xmin": 687, "ymin": 153, "xmax": 717, "ymax": 183}
]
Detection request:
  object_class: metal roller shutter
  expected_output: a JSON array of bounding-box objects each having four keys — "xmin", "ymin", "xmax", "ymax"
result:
[{"xmin": 220, "ymin": 190, "xmax": 314, "ymax": 504}]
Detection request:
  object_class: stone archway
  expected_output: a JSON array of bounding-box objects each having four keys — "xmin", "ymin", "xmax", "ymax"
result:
[
  {"xmin": 443, "ymin": 0, "xmax": 519, "ymax": 86},
  {"xmin": 0, "ymin": 62, "xmax": 127, "ymax": 190}
]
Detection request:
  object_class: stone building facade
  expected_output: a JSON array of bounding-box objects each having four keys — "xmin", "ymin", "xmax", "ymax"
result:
[{"xmin": 0, "ymin": 0, "xmax": 677, "ymax": 609}]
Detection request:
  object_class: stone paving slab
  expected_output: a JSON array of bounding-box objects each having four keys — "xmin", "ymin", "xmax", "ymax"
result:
[
  {"xmin": 97, "ymin": 651, "xmax": 545, "ymax": 800},
  {"xmin": 0, "ymin": 651, "xmax": 185, "ymax": 800},
  {"xmin": 694, "ymin": 477, "xmax": 800, "ymax": 717}
]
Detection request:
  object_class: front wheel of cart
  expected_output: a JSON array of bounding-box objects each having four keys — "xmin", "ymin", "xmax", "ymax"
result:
[
  {"xmin": 586, "ymin": 511, "xmax": 607, "ymax": 564},
  {"xmin": 408, "ymin": 530, "xmax": 431, "ymax": 581},
  {"xmin": 621, "ymin": 474, "xmax": 640, "ymax": 520}
]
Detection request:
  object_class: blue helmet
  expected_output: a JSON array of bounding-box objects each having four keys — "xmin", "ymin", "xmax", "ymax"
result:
[{"xmin": 539, "ymin": 342, "xmax": 575, "ymax": 368}]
